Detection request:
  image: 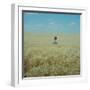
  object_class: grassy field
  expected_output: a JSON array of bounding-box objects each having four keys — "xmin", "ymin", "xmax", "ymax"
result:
[{"xmin": 23, "ymin": 32, "xmax": 80, "ymax": 77}]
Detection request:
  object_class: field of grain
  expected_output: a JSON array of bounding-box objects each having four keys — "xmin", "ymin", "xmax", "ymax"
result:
[{"xmin": 23, "ymin": 32, "xmax": 80, "ymax": 77}]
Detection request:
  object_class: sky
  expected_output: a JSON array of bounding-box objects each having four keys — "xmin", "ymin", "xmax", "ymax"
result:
[{"xmin": 23, "ymin": 11, "xmax": 80, "ymax": 34}]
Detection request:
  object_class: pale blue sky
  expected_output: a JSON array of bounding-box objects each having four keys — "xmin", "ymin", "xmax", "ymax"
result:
[{"xmin": 23, "ymin": 11, "xmax": 80, "ymax": 33}]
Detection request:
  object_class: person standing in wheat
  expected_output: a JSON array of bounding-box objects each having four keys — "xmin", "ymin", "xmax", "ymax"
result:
[{"xmin": 54, "ymin": 36, "xmax": 58, "ymax": 44}]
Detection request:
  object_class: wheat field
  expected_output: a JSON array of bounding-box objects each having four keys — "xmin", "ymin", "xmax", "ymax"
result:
[{"xmin": 23, "ymin": 32, "xmax": 80, "ymax": 77}]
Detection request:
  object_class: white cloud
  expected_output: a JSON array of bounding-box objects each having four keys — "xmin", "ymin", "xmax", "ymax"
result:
[
  {"xmin": 48, "ymin": 19, "xmax": 52, "ymax": 22},
  {"xmin": 70, "ymin": 22, "xmax": 76, "ymax": 25},
  {"xmin": 49, "ymin": 22, "xmax": 55, "ymax": 25},
  {"xmin": 71, "ymin": 22, "xmax": 76, "ymax": 25},
  {"xmin": 25, "ymin": 12, "xmax": 38, "ymax": 15},
  {"xmin": 68, "ymin": 22, "xmax": 76, "ymax": 26}
]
